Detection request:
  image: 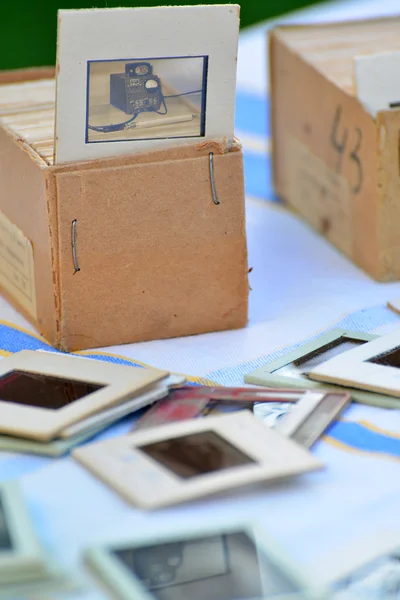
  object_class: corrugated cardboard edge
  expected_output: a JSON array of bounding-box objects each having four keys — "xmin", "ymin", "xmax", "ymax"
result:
[
  {"xmin": 44, "ymin": 169, "xmax": 62, "ymax": 346},
  {"xmin": 269, "ymin": 28, "xmax": 280, "ymax": 198}
]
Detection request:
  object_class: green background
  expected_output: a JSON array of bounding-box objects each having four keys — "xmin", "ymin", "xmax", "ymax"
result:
[{"xmin": 1, "ymin": 1, "xmax": 320, "ymax": 70}]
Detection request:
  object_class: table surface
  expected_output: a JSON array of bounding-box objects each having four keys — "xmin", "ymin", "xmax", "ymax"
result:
[{"xmin": 4, "ymin": 0, "xmax": 400, "ymax": 597}]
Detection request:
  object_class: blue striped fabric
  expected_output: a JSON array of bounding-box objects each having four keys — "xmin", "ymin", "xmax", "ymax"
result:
[
  {"xmin": 204, "ymin": 305, "xmax": 400, "ymax": 459},
  {"xmin": 235, "ymin": 92, "xmax": 269, "ymax": 137},
  {"xmin": 206, "ymin": 306, "xmax": 400, "ymax": 386},
  {"xmin": 232, "ymin": 89, "xmax": 400, "ymax": 463},
  {"xmin": 0, "ymin": 304, "xmax": 399, "ymax": 465},
  {"xmin": 235, "ymin": 93, "xmax": 275, "ymax": 200},
  {"xmin": 1, "ymin": 89, "xmax": 400, "ymax": 472},
  {"xmin": 326, "ymin": 420, "xmax": 400, "ymax": 460},
  {"xmin": 242, "ymin": 151, "xmax": 275, "ymax": 201},
  {"xmin": 0, "ymin": 323, "xmax": 54, "ymax": 353}
]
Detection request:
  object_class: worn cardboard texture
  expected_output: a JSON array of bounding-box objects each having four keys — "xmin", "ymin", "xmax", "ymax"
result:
[
  {"xmin": 55, "ymin": 145, "xmax": 247, "ymax": 350},
  {"xmin": 0, "ymin": 67, "xmax": 248, "ymax": 350},
  {"xmin": 270, "ymin": 21, "xmax": 400, "ymax": 281},
  {"xmin": 0, "ymin": 210, "xmax": 37, "ymax": 320},
  {"xmin": 0, "ymin": 125, "xmax": 57, "ymax": 340},
  {"xmin": 375, "ymin": 109, "xmax": 400, "ymax": 279}
]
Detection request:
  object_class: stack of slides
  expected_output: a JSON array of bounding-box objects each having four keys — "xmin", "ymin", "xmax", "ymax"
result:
[{"xmin": 0, "ymin": 350, "xmax": 175, "ymax": 456}]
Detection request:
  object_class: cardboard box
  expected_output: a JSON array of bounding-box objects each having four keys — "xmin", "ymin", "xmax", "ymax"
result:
[
  {"xmin": 270, "ymin": 17, "xmax": 400, "ymax": 281},
  {"xmin": 0, "ymin": 67, "xmax": 248, "ymax": 351}
]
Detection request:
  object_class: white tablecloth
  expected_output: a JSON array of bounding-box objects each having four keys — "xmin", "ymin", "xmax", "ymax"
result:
[{"xmin": 3, "ymin": 0, "xmax": 400, "ymax": 597}]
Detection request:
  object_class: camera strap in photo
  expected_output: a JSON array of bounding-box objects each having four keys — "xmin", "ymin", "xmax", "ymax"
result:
[{"xmin": 88, "ymin": 108, "xmax": 141, "ymax": 133}]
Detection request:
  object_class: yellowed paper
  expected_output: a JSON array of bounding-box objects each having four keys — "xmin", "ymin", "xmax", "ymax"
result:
[
  {"xmin": 285, "ymin": 136, "xmax": 352, "ymax": 256},
  {"xmin": 0, "ymin": 211, "xmax": 37, "ymax": 319}
]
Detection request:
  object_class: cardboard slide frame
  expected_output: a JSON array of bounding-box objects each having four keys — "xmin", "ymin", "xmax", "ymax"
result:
[
  {"xmin": 309, "ymin": 329, "xmax": 400, "ymax": 397},
  {"xmin": 0, "ymin": 350, "xmax": 167, "ymax": 441},
  {"xmin": 244, "ymin": 329, "xmax": 400, "ymax": 408},
  {"xmin": 55, "ymin": 4, "xmax": 240, "ymax": 163},
  {"xmin": 84, "ymin": 521, "xmax": 327, "ymax": 600},
  {"xmin": 73, "ymin": 411, "xmax": 322, "ymax": 509},
  {"xmin": 0, "ymin": 481, "xmax": 47, "ymax": 583}
]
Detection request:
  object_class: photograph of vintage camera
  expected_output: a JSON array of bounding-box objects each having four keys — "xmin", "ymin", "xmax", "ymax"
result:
[
  {"xmin": 114, "ymin": 535, "xmax": 231, "ymax": 597},
  {"xmin": 86, "ymin": 55, "xmax": 208, "ymax": 143},
  {"xmin": 110, "ymin": 62, "xmax": 163, "ymax": 115}
]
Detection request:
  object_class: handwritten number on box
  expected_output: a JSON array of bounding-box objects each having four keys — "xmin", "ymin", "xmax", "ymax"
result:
[{"xmin": 330, "ymin": 105, "xmax": 363, "ymax": 194}]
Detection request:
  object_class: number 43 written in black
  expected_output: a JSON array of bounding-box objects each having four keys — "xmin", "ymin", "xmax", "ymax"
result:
[{"xmin": 330, "ymin": 105, "xmax": 363, "ymax": 195}]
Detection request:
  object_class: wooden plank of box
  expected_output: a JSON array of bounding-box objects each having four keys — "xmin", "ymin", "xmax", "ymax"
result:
[{"xmin": 270, "ymin": 17, "xmax": 400, "ymax": 281}]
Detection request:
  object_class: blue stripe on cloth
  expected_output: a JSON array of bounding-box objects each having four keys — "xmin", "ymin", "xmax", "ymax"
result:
[
  {"xmin": 0, "ymin": 324, "xmax": 208, "ymax": 385},
  {"xmin": 326, "ymin": 421, "xmax": 400, "ymax": 460},
  {"xmin": 0, "ymin": 305, "xmax": 398, "ymax": 463},
  {"xmin": 235, "ymin": 92, "xmax": 269, "ymax": 137},
  {"xmin": 205, "ymin": 305, "xmax": 400, "ymax": 387},
  {"xmin": 243, "ymin": 149, "xmax": 278, "ymax": 201},
  {"xmin": 0, "ymin": 333, "xmax": 147, "ymax": 369},
  {"xmin": 0, "ymin": 306, "xmax": 395, "ymax": 379},
  {"xmin": 235, "ymin": 93, "xmax": 277, "ymax": 202},
  {"xmin": 0, "ymin": 324, "xmax": 52, "ymax": 353},
  {"xmin": 204, "ymin": 304, "xmax": 400, "ymax": 461}
]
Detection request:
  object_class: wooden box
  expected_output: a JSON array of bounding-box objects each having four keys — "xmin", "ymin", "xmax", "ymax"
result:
[
  {"xmin": 0, "ymin": 67, "xmax": 248, "ymax": 351},
  {"xmin": 270, "ymin": 17, "xmax": 400, "ymax": 281}
]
